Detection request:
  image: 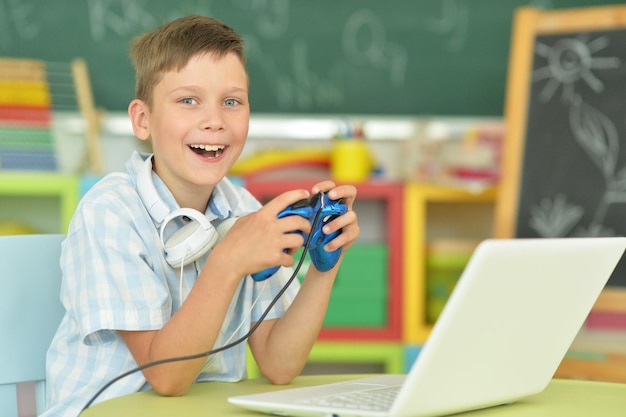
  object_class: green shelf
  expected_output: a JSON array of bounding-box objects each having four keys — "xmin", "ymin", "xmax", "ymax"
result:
[{"xmin": 0, "ymin": 172, "xmax": 79, "ymax": 233}]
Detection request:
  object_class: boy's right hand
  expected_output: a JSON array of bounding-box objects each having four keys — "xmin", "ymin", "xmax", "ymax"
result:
[{"xmin": 213, "ymin": 189, "xmax": 313, "ymax": 280}]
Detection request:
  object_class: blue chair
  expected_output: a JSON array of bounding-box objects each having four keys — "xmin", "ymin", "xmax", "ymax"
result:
[{"xmin": 0, "ymin": 234, "xmax": 65, "ymax": 417}]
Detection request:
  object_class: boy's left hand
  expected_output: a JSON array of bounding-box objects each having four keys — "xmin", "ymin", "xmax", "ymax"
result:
[{"xmin": 311, "ymin": 181, "xmax": 359, "ymax": 253}]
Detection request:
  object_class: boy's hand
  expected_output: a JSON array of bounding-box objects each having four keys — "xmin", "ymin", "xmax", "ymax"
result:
[
  {"xmin": 214, "ymin": 189, "xmax": 313, "ymax": 280},
  {"xmin": 311, "ymin": 181, "xmax": 359, "ymax": 253}
]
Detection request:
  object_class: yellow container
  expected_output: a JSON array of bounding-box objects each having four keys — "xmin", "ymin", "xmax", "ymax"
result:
[{"xmin": 330, "ymin": 139, "xmax": 373, "ymax": 182}]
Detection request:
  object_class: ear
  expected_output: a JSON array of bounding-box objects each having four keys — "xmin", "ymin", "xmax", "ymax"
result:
[{"xmin": 128, "ymin": 99, "xmax": 151, "ymax": 141}]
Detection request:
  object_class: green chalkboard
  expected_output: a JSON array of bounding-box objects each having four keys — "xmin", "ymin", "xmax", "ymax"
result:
[{"xmin": 2, "ymin": 0, "xmax": 623, "ymax": 115}]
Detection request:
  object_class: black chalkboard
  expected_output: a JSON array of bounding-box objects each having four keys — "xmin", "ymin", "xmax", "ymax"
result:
[
  {"xmin": 515, "ymin": 28, "xmax": 626, "ymax": 288},
  {"xmin": 1, "ymin": 0, "xmax": 623, "ymax": 115}
]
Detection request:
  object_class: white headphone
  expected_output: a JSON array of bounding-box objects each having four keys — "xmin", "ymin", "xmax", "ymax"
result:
[{"xmin": 136, "ymin": 155, "xmax": 230, "ymax": 268}]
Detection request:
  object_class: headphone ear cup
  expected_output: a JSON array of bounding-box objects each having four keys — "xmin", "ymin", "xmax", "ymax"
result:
[{"xmin": 160, "ymin": 208, "xmax": 219, "ymax": 268}]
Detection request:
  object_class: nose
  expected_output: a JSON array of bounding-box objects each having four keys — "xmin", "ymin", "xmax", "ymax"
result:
[{"xmin": 200, "ymin": 105, "xmax": 225, "ymax": 131}]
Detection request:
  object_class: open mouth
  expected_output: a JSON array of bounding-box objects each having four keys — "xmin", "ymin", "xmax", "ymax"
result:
[{"xmin": 189, "ymin": 144, "xmax": 225, "ymax": 158}]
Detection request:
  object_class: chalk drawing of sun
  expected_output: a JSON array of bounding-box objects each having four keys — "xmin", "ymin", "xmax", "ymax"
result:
[{"xmin": 532, "ymin": 34, "xmax": 620, "ymax": 103}]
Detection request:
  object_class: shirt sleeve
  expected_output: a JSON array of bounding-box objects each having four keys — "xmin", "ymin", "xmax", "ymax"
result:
[{"xmin": 61, "ymin": 199, "xmax": 172, "ymax": 346}]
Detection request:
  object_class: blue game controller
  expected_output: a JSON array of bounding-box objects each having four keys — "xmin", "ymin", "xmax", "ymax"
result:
[{"xmin": 251, "ymin": 192, "xmax": 348, "ymax": 281}]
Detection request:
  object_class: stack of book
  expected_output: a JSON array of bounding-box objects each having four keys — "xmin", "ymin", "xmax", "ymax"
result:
[{"xmin": 0, "ymin": 58, "xmax": 57, "ymax": 170}]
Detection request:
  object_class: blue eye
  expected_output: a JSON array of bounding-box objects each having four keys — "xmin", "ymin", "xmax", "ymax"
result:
[
  {"xmin": 180, "ymin": 97, "xmax": 196, "ymax": 105},
  {"xmin": 224, "ymin": 98, "xmax": 238, "ymax": 107}
]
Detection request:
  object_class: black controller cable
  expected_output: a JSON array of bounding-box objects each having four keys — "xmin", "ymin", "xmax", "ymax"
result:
[{"xmin": 80, "ymin": 204, "xmax": 325, "ymax": 413}]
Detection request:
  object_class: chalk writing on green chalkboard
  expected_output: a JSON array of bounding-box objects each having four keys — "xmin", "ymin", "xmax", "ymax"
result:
[
  {"xmin": 0, "ymin": 0, "xmax": 39, "ymax": 48},
  {"xmin": 423, "ymin": 0, "xmax": 469, "ymax": 52}
]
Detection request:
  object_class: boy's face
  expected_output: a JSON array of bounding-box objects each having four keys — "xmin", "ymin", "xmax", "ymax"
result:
[{"xmin": 129, "ymin": 51, "xmax": 249, "ymax": 204}]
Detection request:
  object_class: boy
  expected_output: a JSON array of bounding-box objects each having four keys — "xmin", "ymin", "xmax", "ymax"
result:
[{"xmin": 43, "ymin": 15, "xmax": 359, "ymax": 417}]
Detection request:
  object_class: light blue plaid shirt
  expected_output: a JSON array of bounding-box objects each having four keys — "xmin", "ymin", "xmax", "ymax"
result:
[{"xmin": 43, "ymin": 151, "xmax": 299, "ymax": 417}]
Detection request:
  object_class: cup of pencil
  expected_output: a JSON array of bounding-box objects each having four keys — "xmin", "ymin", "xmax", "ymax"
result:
[{"xmin": 330, "ymin": 124, "xmax": 374, "ymax": 182}]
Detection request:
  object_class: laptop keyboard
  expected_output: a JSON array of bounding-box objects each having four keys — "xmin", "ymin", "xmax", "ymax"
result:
[{"xmin": 296, "ymin": 385, "xmax": 402, "ymax": 411}]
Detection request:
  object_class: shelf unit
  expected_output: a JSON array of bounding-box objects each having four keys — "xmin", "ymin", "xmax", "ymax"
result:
[
  {"xmin": 244, "ymin": 178, "xmax": 405, "ymax": 375},
  {"xmin": 403, "ymin": 183, "xmax": 496, "ymax": 343},
  {"xmin": 1, "ymin": 172, "xmax": 505, "ymax": 377},
  {"xmin": 0, "ymin": 172, "xmax": 79, "ymax": 233}
]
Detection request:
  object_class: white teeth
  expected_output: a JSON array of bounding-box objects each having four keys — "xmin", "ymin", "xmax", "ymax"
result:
[{"xmin": 190, "ymin": 144, "xmax": 225, "ymax": 151}]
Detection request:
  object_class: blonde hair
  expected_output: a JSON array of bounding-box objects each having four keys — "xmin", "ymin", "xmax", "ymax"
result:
[{"xmin": 129, "ymin": 15, "xmax": 246, "ymax": 106}]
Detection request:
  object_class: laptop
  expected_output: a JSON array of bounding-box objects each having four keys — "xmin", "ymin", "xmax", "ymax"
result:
[{"xmin": 229, "ymin": 237, "xmax": 626, "ymax": 417}]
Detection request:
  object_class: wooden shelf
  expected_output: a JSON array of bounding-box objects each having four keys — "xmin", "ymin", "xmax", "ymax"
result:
[{"xmin": 403, "ymin": 183, "xmax": 496, "ymax": 343}]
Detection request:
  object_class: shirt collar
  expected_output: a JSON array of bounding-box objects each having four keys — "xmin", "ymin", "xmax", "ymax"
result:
[{"xmin": 128, "ymin": 151, "xmax": 248, "ymax": 226}]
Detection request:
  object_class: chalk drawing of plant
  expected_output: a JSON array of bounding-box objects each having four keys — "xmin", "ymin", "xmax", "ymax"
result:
[
  {"xmin": 570, "ymin": 97, "xmax": 626, "ymax": 230},
  {"xmin": 530, "ymin": 99, "xmax": 626, "ymax": 237},
  {"xmin": 570, "ymin": 96, "xmax": 619, "ymax": 181},
  {"xmin": 529, "ymin": 193, "xmax": 583, "ymax": 237}
]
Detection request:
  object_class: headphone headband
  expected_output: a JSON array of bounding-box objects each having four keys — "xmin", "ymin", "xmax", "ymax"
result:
[{"xmin": 136, "ymin": 155, "xmax": 171, "ymax": 225}]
